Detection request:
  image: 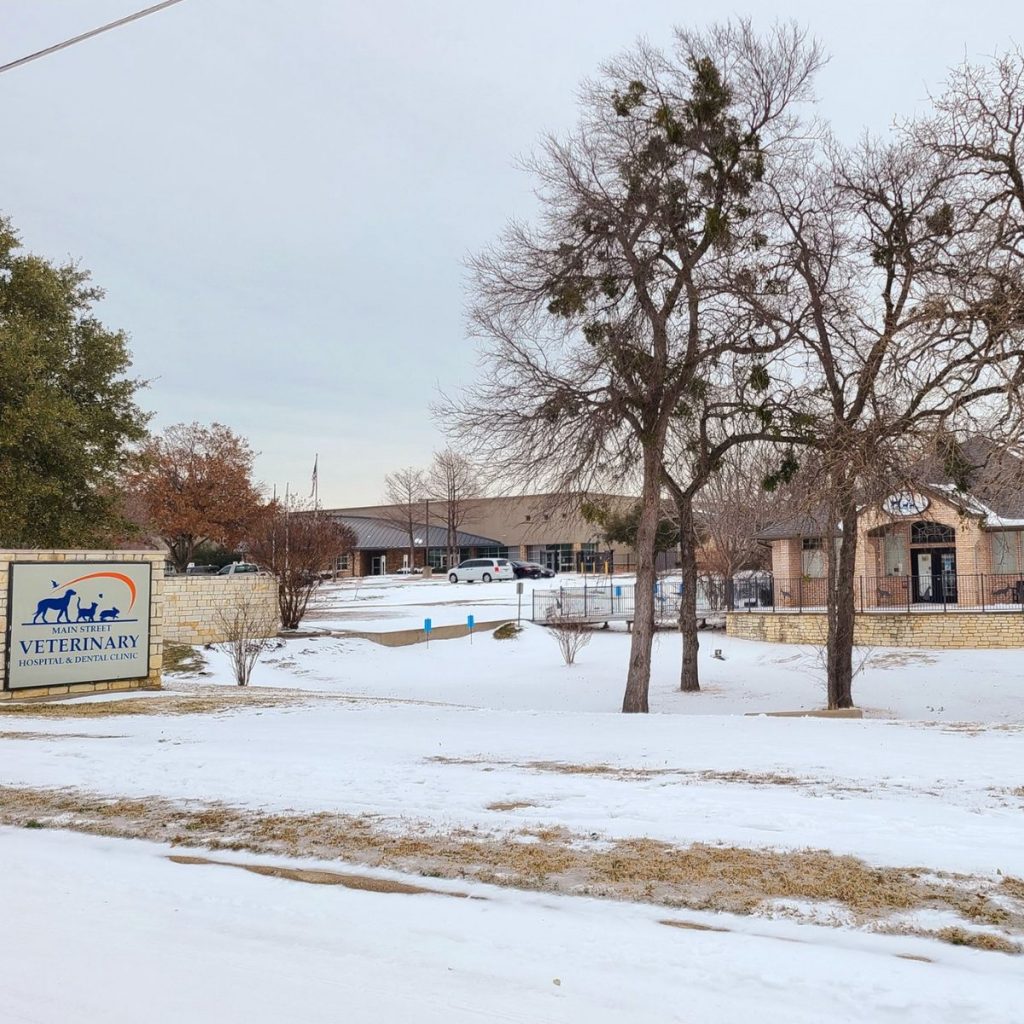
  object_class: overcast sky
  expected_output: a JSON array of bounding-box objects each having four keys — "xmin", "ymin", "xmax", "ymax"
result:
[{"xmin": 2, "ymin": 1, "xmax": 1018, "ymax": 504}]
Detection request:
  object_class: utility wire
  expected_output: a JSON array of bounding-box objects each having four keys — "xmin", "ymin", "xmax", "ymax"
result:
[{"xmin": 0, "ymin": 0, "xmax": 188, "ymax": 76}]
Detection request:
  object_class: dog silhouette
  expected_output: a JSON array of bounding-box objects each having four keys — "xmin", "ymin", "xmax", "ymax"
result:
[
  {"xmin": 76, "ymin": 598, "xmax": 98, "ymax": 622},
  {"xmin": 99, "ymin": 607, "xmax": 121, "ymax": 622},
  {"xmin": 33, "ymin": 589, "xmax": 76, "ymax": 624}
]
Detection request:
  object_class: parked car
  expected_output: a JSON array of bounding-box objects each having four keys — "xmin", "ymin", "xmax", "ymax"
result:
[
  {"xmin": 216, "ymin": 562, "xmax": 259, "ymax": 576},
  {"xmin": 185, "ymin": 564, "xmax": 219, "ymax": 575},
  {"xmin": 510, "ymin": 560, "xmax": 555, "ymax": 579},
  {"xmin": 447, "ymin": 558, "xmax": 513, "ymax": 583}
]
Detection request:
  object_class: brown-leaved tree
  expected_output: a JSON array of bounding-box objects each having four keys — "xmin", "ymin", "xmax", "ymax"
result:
[{"xmin": 132, "ymin": 422, "xmax": 266, "ymax": 572}]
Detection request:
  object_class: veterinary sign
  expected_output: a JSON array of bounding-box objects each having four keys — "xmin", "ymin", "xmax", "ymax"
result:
[{"xmin": 5, "ymin": 562, "xmax": 152, "ymax": 690}]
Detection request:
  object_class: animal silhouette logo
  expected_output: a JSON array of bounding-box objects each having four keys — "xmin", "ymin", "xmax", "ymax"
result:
[
  {"xmin": 33, "ymin": 589, "xmax": 77, "ymax": 624},
  {"xmin": 76, "ymin": 597, "xmax": 99, "ymax": 622},
  {"xmin": 100, "ymin": 607, "xmax": 121, "ymax": 622}
]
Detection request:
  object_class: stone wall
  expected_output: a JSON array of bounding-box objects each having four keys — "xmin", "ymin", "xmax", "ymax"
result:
[
  {"xmin": 726, "ymin": 610, "xmax": 1024, "ymax": 648},
  {"xmin": 0, "ymin": 549, "xmax": 165, "ymax": 701},
  {"xmin": 162, "ymin": 574, "xmax": 279, "ymax": 645}
]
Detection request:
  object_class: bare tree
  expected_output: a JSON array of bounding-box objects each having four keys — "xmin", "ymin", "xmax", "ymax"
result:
[
  {"xmin": 426, "ymin": 449, "xmax": 480, "ymax": 566},
  {"xmin": 661, "ymin": 366, "xmax": 805, "ymax": 693},
  {"xmin": 447, "ymin": 21, "xmax": 823, "ymax": 712},
  {"xmin": 754, "ymin": 112, "xmax": 1024, "ymax": 708},
  {"xmin": 694, "ymin": 444, "xmax": 785, "ymax": 580},
  {"xmin": 247, "ymin": 498, "xmax": 357, "ymax": 630},
  {"xmin": 382, "ymin": 466, "xmax": 427, "ymax": 569},
  {"xmin": 215, "ymin": 586, "xmax": 280, "ymax": 686}
]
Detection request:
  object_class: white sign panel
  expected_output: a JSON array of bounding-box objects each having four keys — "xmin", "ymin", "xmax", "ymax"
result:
[
  {"xmin": 881, "ymin": 492, "xmax": 930, "ymax": 517},
  {"xmin": 5, "ymin": 562, "xmax": 152, "ymax": 691}
]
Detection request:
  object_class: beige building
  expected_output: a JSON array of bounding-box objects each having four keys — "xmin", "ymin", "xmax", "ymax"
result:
[
  {"xmin": 760, "ymin": 439, "xmax": 1024, "ymax": 610},
  {"xmin": 326, "ymin": 494, "xmax": 635, "ymax": 576}
]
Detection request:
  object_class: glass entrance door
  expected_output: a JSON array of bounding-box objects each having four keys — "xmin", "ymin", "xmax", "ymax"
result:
[
  {"xmin": 913, "ymin": 552, "xmax": 933, "ymax": 602},
  {"xmin": 912, "ymin": 548, "xmax": 957, "ymax": 603}
]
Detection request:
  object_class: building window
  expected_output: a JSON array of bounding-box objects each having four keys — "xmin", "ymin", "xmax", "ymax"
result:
[
  {"xmin": 910, "ymin": 521, "xmax": 955, "ymax": 545},
  {"xmin": 801, "ymin": 538, "xmax": 825, "ymax": 578},
  {"xmin": 991, "ymin": 531, "xmax": 1021, "ymax": 574},
  {"xmin": 883, "ymin": 533, "xmax": 906, "ymax": 575},
  {"xmin": 335, "ymin": 554, "xmax": 350, "ymax": 572},
  {"xmin": 477, "ymin": 546, "xmax": 509, "ymax": 559}
]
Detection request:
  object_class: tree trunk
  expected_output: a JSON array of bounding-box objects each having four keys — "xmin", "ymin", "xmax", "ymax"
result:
[
  {"xmin": 169, "ymin": 536, "xmax": 195, "ymax": 573},
  {"xmin": 825, "ymin": 492, "xmax": 859, "ymax": 709},
  {"xmin": 622, "ymin": 445, "xmax": 661, "ymax": 713},
  {"xmin": 675, "ymin": 494, "xmax": 700, "ymax": 692}
]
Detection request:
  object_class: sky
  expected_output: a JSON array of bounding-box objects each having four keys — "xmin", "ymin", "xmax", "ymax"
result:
[{"xmin": 1, "ymin": 0, "xmax": 1019, "ymax": 504}]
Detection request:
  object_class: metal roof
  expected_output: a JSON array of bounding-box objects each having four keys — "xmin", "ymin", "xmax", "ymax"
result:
[{"xmin": 328, "ymin": 515, "xmax": 506, "ymax": 551}]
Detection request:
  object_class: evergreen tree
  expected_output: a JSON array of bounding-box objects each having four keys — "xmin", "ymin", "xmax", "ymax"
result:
[{"xmin": 0, "ymin": 216, "xmax": 149, "ymax": 546}]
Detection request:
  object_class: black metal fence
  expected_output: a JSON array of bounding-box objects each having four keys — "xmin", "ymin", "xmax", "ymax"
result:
[
  {"xmin": 531, "ymin": 575, "xmax": 738, "ymax": 623},
  {"xmin": 731, "ymin": 572, "xmax": 1024, "ymax": 614},
  {"xmin": 531, "ymin": 571, "xmax": 1024, "ymax": 622}
]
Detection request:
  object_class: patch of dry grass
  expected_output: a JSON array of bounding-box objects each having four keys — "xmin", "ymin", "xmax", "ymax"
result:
[
  {"xmin": 163, "ymin": 643, "xmax": 207, "ymax": 676},
  {"xmin": 2, "ymin": 784, "xmax": 1021, "ymax": 954},
  {"xmin": 933, "ymin": 927, "xmax": 1021, "ymax": 954},
  {"xmin": 429, "ymin": 756, "xmax": 807, "ymax": 788},
  {"xmin": 486, "ymin": 800, "xmax": 537, "ymax": 812},
  {"xmin": 169, "ymin": 854, "xmax": 473, "ymax": 897},
  {"xmin": 0, "ymin": 689, "xmax": 308, "ymax": 718},
  {"xmin": 0, "ymin": 731, "xmax": 125, "ymax": 741}
]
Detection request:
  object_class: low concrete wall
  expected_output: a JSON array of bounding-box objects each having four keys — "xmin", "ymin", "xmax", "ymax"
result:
[
  {"xmin": 0, "ymin": 549, "xmax": 165, "ymax": 701},
  {"xmin": 727, "ymin": 610, "xmax": 1024, "ymax": 648},
  {"xmin": 332, "ymin": 619, "xmax": 513, "ymax": 647},
  {"xmin": 162, "ymin": 575, "xmax": 279, "ymax": 645}
]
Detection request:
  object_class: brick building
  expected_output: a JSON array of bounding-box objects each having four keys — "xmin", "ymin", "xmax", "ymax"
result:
[
  {"xmin": 759, "ymin": 439, "xmax": 1024, "ymax": 610},
  {"xmin": 325, "ymin": 494, "xmax": 636, "ymax": 577}
]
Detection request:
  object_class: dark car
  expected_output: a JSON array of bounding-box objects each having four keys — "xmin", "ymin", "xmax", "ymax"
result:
[{"xmin": 510, "ymin": 560, "xmax": 555, "ymax": 579}]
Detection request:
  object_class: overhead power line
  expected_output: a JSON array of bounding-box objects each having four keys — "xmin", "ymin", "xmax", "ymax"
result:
[{"xmin": 0, "ymin": 0, "xmax": 188, "ymax": 76}]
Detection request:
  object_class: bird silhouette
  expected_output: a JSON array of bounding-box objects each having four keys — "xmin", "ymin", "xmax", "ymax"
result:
[{"xmin": 50, "ymin": 580, "xmax": 59, "ymax": 589}]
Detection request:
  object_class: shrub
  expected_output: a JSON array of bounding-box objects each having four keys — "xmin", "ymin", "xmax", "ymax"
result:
[{"xmin": 547, "ymin": 613, "xmax": 591, "ymax": 665}]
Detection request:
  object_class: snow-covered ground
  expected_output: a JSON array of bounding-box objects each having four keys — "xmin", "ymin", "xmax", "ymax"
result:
[
  {"xmin": 303, "ymin": 574, "xmax": 556, "ymax": 631},
  {"xmin": 4, "ymin": 826, "xmax": 1022, "ymax": 1024},
  {"xmin": 2, "ymin": 576, "xmax": 1022, "ymax": 1022}
]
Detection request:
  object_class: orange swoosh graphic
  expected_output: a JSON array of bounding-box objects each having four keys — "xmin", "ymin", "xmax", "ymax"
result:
[{"xmin": 57, "ymin": 571, "xmax": 138, "ymax": 612}]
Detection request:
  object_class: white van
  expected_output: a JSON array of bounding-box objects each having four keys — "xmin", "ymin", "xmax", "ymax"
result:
[{"xmin": 448, "ymin": 558, "xmax": 513, "ymax": 583}]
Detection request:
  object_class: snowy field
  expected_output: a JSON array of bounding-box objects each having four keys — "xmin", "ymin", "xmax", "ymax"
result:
[
  {"xmin": 2, "ymin": 575, "xmax": 1023, "ymax": 1022},
  {"xmin": 303, "ymin": 573, "xmax": 567, "ymax": 630}
]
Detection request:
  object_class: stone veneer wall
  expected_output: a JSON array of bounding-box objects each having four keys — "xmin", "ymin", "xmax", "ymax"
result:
[
  {"xmin": 162, "ymin": 574, "xmax": 279, "ymax": 645},
  {"xmin": 0, "ymin": 549, "xmax": 165, "ymax": 701},
  {"xmin": 726, "ymin": 610, "xmax": 1024, "ymax": 648}
]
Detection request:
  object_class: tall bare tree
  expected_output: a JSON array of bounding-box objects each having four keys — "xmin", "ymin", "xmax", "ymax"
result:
[
  {"xmin": 695, "ymin": 445, "xmax": 784, "ymax": 580},
  {"xmin": 755, "ymin": 114, "xmax": 1024, "ymax": 707},
  {"xmin": 448, "ymin": 21, "xmax": 823, "ymax": 712},
  {"xmin": 382, "ymin": 466, "xmax": 427, "ymax": 569},
  {"xmin": 426, "ymin": 449, "xmax": 480, "ymax": 566}
]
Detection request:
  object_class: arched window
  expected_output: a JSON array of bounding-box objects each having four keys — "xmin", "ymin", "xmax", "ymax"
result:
[{"xmin": 910, "ymin": 521, "xmax": 955, "ymax": 545}]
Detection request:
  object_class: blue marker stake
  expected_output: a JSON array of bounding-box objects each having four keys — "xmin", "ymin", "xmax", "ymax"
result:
[
  {"xmin": 467, "ymin": 614, "xmax": 475, "ymax": 644},
  {"xmin": 424, "ymin": 617, "xmax": 432, "ymax": 648}
]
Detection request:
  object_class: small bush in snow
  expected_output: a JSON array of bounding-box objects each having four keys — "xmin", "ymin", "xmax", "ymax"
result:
[
  {"xmin": 215, "ymin": 589, "xmax": 279, "ymax": 686},
  {"xmin": 547, "ymin": 613, "xmax": 591, "ymax": 665}
]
